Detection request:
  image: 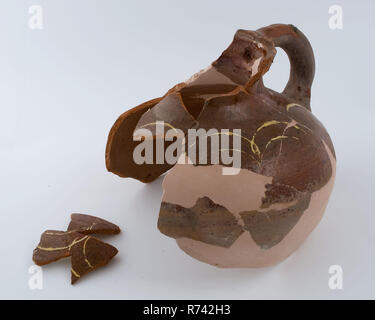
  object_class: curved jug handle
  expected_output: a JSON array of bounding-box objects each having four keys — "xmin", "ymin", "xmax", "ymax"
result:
[{"xmin": 257, "ymin": 24, "xmax": 315, "ymax": 111}]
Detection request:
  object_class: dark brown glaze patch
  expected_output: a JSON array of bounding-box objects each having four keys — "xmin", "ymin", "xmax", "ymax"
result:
[
  {"xmin": 240, "ymin": 193, "xmax": 311, "ymax": 249},
  {"xmin": 261, "ymin": 183, "xmax": 301, "ymax": 208},
  {"xmin": 159, "ymin": 193, "xmax": 312, "ymax": 249},
  {"xmin": 70, "ymin": 236, "xmax": 118, "ymax": 284},
  {"xmin": 158, "ymin": 197, "xmax": 244, "ymax": 248},
  {"xmin": 265, "ymin": 88, "xmax": 335, "ymax": 158},
  {"xmin": 68, "ymin": 213, "xmax": 121, "ymax": 235},
  {"xmin": 195, "ymin": 88, "xmax": 333, "ymax": 194}
]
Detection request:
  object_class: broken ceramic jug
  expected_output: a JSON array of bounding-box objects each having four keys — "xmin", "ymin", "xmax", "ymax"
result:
[{"xmin": 106, "ymin": 24, "xmax": 336, "ymax": 267}]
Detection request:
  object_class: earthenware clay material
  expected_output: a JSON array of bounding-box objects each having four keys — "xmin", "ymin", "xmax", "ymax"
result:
[
  {"xmin": 106, "ymin": 24, "xmax": 336, "ymax": 267},
  {"xmin": 33, "ymin": 214, "xmax": 120, "ymax": 283}
]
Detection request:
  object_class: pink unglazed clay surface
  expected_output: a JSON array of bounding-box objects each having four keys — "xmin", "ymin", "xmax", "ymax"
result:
[{"xmin": 161, "ymin": 142, "xmax": 336, "ymax": 267}]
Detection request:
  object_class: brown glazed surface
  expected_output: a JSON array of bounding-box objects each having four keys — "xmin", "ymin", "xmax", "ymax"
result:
[
  {"xmin": 33, "ymin": 214, "xmax": 120, "ymax": 283},
  {"xmin": 68, "ymin": 213, "xmax": 121, "ymax": 235},
  {"xmin": 106, "ymin": 24, "xmax": 336, "ymax": 267}
]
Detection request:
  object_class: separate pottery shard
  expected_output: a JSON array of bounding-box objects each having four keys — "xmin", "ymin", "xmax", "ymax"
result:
[
  {"xmin": 240, "ymin": 193, "xmax": 311, "ymax": 249},
  {"xmin": 32, "ymin": 230, "xmax": 118, "ymax": 284},
  {"xmin": 32, "ymin": 230, "xmax": 86, "ymax": 266},
  {"xmin": 158, "ymin": 197, "xmax": 243, "ymax": 248},
  {"xmin": 32, "ymin": 214, "xmax": 120, "ymax": 284},
  {"xmin": 105, "ymin": 97, "xmax": 174, "ymax": 183},
  {"xmin": 70, "ymin": 236, "xmax": 118, "ymax": 284},
  {"xmin": 68, "ymin": 213, "xmax": 120, "ymax": 235}
]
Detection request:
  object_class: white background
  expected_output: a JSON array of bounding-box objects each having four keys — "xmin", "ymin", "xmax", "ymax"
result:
[{"xmin": 0, "ymin": 0, "xmax": 374, "ymax": 299}]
